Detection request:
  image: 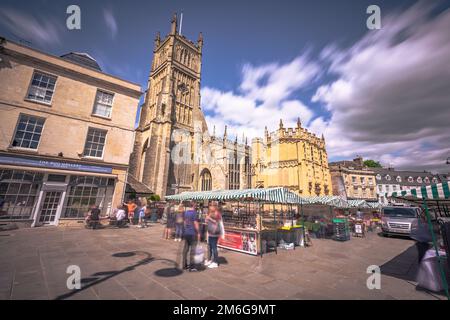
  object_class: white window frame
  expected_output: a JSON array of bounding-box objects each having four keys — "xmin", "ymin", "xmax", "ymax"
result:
[
  {"xmin": 82, "ymin": 127, "xmax": 107, "ymax": 159},
  {"xmin": 10, "ymin": 113, "xmax": 46, "ymax": 151},
  {"xmin": 25, "ymin": 70, "xmax": 58, "ymax": 105},
  {"xmin": 92, "ymin": 89, "xmax": 115, "ymax": 119}
]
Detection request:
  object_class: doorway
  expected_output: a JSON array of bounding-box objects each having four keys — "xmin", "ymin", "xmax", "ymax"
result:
[{"xmin": 38, "ymin": 191, "xmax": 63, "ymax": 225}]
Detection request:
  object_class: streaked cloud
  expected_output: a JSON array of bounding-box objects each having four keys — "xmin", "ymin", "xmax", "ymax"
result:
[
  {"xmin": 203, "ymin": 1, "xmax": 450, "ymax": 172},
  {"xmin": 201, "ymin": 54, "xmax": 319, "ymax": 140},
  {"xmin": 0, "ymin": 7, "xmax": 63, "ymax": 46},
  {"xmin": 103, "ymin": 8, "xmax": 118, "ymax": 39},
  {"xmin": 312, "ymin": 1, "xmax": 450, "ymax": 172}
]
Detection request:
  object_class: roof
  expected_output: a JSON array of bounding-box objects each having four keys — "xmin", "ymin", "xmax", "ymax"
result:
[
  {"xmin": 60, "ymin": 52, "xmax": 102, "ymax": 71},
  {"xmin": 1, "ymin": 38, "xmax": 142, "ymax": 92},
  {"xmin": 125, "ymin": 175, "xmax": 153, "ymax": 195},
  {"xmin": 372, "ymin": 168, "xmax": 441, "ymax": 186}
]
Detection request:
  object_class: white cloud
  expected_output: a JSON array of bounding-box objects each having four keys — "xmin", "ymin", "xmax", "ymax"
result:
[
  {"xmin": 312, "ymin": 1, "xmax": 450, "ymax": 172},
  {"xmin": 201, "ymin": 1, "xmax": 449, "ymax": 172},
  {"xmin": 0, "ymin": 8, "xmax": 62, "ymax": 46},
  {"xmin": 103, "ymin": 9, "xmax": 118, "ymax": 39},
  {"xmin": 201, "ymin": 55, "xmax": 320, "ymax": 141}
]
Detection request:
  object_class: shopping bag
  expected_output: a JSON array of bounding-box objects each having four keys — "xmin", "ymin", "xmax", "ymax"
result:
[
  {"xmin": 219, "ymin": 220, "xmax": 225, "ymax": 240},
  {"xmin": 193, "ymin": 244, "xmax": 205, "ymax": 264}
]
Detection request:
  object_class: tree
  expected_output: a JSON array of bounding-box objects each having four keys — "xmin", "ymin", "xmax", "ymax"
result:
[{"xmin": 364, "ymin": 159, "xmax": 382, "ymax": 168}]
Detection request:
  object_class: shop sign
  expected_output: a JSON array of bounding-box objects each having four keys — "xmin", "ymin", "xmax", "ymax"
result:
[{"xmin": 0, "ymin": 154, "xmax": 113, "ymax": 174}]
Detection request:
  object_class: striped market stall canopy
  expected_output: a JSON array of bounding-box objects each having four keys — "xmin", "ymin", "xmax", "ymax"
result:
[
  {"xmin": 303, "ymin": 196, "xmax": 350, "ymax": 208},
  {"xmin": 386, "ymin": 181, "xmax": 450, "ymax": 200},
  {"xmin": 366, "ymin": 201, "xmax": 382, "ymax": 209},
  {"xmin": 165, "ymin": 187, "xmax": 308, "ymax": 204},
  {"xmin": 346, "ymin": 199, "xmax": 370, "ymax": 208}
]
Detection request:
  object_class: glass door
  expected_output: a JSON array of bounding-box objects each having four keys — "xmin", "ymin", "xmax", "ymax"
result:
[{"xmin": 39, "ymin": 191, "xmax": 62, "ymax": 225}]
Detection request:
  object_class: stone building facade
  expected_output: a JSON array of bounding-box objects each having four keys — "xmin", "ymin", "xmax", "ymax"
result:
[
  {"xmin": 129, "ymin": 14, "xmax": 251, "ymax": 197},
  {"xmin": 329, "ymin": 157, "xmax": 377, "ymax": 201},
  {"xmin": 251, "ymin": 119, "xmax": 332, "ymax": 196},
  {"xmin": 0, "ymin": 37, "xmax": 142, "ymax": 226}
]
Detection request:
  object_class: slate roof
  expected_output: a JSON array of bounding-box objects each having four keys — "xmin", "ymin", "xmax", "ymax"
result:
[
  {"xmin": 125, "ymin": 175, "xmax": 153, "ymax": 195},
  {"xmin": 60, "ymin": 52, "xmax": 102, "ymax": 71},
  {"xmin": 372, "ymin": 168, "xmax": 441, "ymax": 187}
]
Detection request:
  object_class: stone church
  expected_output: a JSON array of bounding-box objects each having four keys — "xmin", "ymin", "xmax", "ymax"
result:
[
  {"xmin": 128, "ymin": 14, "xmax": 251, "ymax": 197},
  {"xmin": 251, "ymin": 119, "xmax": 332, "ymax": 196}
]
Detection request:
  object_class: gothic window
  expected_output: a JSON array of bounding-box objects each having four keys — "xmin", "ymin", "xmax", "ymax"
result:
[
  {"xmin": 245, "ymin": 155, "xmax": 251, "ymax": 187},
  {"xmin": 228, "ymin": 153, "xmax": 240, "ymax": 190},
  {"xmin": 200, "ymin": 169, "xmax": 212, "ymax": 191}
]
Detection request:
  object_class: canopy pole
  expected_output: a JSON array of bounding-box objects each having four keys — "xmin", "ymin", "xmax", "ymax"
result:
[
  {"xmin": 422, "ymin": 198, "xmax": 449, "ymax": 300},
  {"xmin": 300, "ymin": 201, "xmax": 305, "ymax": 248},
  {"xmin": 273, "ymin": 203, "xmax": 277, "ymax": 255},
  {"xmin": 259, "ymin": 201, "xmax": 263, "ymax": 258}
]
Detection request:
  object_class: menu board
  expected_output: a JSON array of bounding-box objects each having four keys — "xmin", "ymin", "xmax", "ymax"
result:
[{"xmin": 218, "ymin": 230, "xmax": 258, "ymax": 255}]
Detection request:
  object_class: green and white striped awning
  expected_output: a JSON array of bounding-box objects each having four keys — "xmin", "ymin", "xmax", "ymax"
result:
[
  {"xmin": 303, "ymin": 196, "xmax": 350, "ymax": 208},
  {"xmin": 386, "ymin": 181, "xmax": 450, "ymax": 200},
  {"xmin": 165, "ymin": 187, "xmax": 308, "ymax": 204},
  {"xmin": 346, "ymin": 199, "xmax": 370, "ymax": 208}
]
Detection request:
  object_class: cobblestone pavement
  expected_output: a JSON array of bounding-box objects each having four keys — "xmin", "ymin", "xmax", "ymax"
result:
[{"xmin": 0, "ymin": 224, "xmax": 446, "ymax": 300}]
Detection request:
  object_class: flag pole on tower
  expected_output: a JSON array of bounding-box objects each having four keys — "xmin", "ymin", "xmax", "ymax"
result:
[{"xmin": 179, "ymin": 12, "xmax": 183, "ymax": 35}]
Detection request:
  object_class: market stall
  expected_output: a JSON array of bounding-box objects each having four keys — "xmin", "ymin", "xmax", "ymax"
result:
[
  {"xmin": 300, "ymin": 196, "xmax": 352, "ymax": 240},
  {"xmin": 386, "ymin": 181, "xmax": 450, "ymax": 299},
  {"xmin": 165, "ymin": 187, "xmax": 309, "ymax": 256}
]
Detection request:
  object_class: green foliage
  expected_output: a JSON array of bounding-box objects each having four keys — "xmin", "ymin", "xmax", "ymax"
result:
[
  {"xmin": 147, "ymin": 194, "xmax": 161, "ymax": 202},
  {"xmin": 363, "ymin": 159, "xmax": 382, "ymax": 168}
]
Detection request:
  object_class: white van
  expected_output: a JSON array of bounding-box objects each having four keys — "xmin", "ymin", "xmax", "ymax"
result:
[{"xmin": 381, "ymin": 206, "xmax": 421, "ymax": 236}]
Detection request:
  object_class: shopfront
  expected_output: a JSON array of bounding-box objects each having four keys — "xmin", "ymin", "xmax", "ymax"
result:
[{"xmin": 0, "ymin": 154, "xmax": 121, "ymax": 227}]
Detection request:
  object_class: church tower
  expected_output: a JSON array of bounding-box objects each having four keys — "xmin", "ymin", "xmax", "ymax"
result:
[{"xmin": 129, "ymin": 13, "xmax": 206, "ymax": 197}]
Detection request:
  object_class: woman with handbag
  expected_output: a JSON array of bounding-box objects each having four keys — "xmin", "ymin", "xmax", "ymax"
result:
[{"xmin": 204, "ymin": 204, "xmax": 224, "ymax": 269}]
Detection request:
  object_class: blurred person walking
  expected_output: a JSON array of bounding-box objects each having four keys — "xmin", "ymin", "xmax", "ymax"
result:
[
  {"xmin": 182, "ymin": 201, "xmax": 201, "ymax": 272},
  {"xmin": 174, "ymin": 204, "xmax": 184, "ymax": 242}
]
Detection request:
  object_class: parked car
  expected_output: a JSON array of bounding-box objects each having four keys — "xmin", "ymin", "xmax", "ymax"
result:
[{"xmin": 381, "ymin": 206, "xmax": 421, "ymax": 237}]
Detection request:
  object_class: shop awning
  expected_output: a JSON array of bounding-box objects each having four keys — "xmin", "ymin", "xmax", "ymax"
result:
[
  {"xmin": 165, "ymin": 187, "xmax": 309, "ymax": 204},
  {"xmin": 386, "ymin": 181, "xmax": 450, "ymax": 200}
]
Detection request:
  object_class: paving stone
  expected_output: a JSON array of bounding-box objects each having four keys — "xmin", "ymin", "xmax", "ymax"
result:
[{"xmin": 0, "ymin": 224, "xmax": 447, "ymax": 300}]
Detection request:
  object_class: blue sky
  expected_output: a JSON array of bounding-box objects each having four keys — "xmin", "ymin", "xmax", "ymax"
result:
[{"xmin": 1, "ymin": 0, "xmax": 450, "ymax": 172}]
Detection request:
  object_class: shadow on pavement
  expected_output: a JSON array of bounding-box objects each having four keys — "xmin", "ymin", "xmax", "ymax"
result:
[
  {"xmin": 55, "ymin": 251, "xmax": 181, "ymax": 300},
  {"xmin": 380, "ymin": 243, "xmax": 448, "ymax": 299},
  {"xmin": 380, "ymin": 244, "xmax": 419, "ymax": 282}
]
